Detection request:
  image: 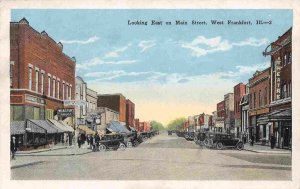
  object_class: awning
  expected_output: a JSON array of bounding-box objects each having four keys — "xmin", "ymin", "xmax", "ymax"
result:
[
  {"xmin": 25, "ymin": 120, "xmax": 47, "ymax": 134},
  {"xmin": 108, "ymin": 121, "xmax": 131, "ymax": 134},
  {"xmin": 78, "ymin": 125, "xmax": 95, "ymax": 135},
  {"xmin": 59, "ymin": 121, "xmax": 74, "ymax": 132},
  {"xmin": 29, "ymin": 120, "xmax": 63, "ymax": 134},
  {"xmin": 10, "ymin": 121, "xmax": 26, "ymax": 135},
  {"xmin": 48, "ymin": 119, "xmax": 73, "ymax": 132},
  {"xmin": 257, "ymin": 108, "xmax": 291, "ymax": 124}
]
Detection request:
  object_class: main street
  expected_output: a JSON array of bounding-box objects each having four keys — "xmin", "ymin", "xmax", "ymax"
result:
[{"xmin": 11, "ymin": 132, "xmax": 291, "ymax": 180}]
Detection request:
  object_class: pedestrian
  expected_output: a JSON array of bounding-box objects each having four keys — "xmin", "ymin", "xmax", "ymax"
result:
[
  {"xmin": 77, "ymin": 135, "xmax": 82, "ymax": 148},
  {"xmin": 270, "ymin": 134, "xmax": 276, "ymax": 149},
  {"xmin": 87, "ymin": 135, "xmax": 90, "ymax": 146},
  {"xmin": 10, "ymin": 137, "xmax": 18, "ymax": 160},
  {"xmin": 250, "ymin": 135, "xmax": 255, "ymax": 146},
  {"xmin": 243, "ymin": 133, "xmax": 247, "ymax": 144}
]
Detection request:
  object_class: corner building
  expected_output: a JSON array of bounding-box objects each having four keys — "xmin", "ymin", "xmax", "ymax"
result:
[{"xmin": 10, "ymin": 18, "xmax": 75, "ymax": 123}]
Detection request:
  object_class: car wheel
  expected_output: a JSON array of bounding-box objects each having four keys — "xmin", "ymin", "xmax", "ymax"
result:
[
  {"xmin": 127, "ymin": 141, "xmax": 133, "ymax": 148},
  {"xmin": 99, "ymin": 144, "xmax": 106, "ymax": 152},
  {"xmin": 204, "ymin": 139, "xmax": 209, "ymax": 146},
  {"xmin": 216, "ymin": 142, "xmax": 223, "ymax": 150},
  {"xmin": 119, "ymin": 143, "xmax": 126, "ymax": 151},
  {"xmin": 194, "ymin": 137, "xmax": 198, "ymax": 142},
  {"xmin": 133, "ymin": 140, "xmax": 139, "ymax": 147},
  {"xmin": 236, "ymin": 142, "xmax": 244, "ymax": 151}
]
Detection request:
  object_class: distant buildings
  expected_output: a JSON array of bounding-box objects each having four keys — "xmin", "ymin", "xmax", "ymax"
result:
[
  {"xmin": 234, "ymin": 83, "xmax": 246, "ymax": 137},
  {"xmin": 126, "ymin": 99, "xmax": 135, "ymax": 128},
  {"xmin": 224, "ymin": 93, "xmax": 234, "ymax": 133}
]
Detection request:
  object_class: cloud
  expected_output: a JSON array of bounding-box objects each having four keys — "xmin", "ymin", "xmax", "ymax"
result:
[
  {"xmin": 104, "ymin": 43, "xmax": 132, "ymax": 58},
  {"xmin": 235, "ymin": 61, "xmax": 270, "ymax": 74},
  {"xmin": 60, "ymin": 36, "xmax": 99, "ymax": 44},
  {"xmin": 181, "ymin": 36, "xmax": 269, "ymax": 57},
  {"xmin": 181, "ymin": 36, "xmax": 232, "ymax": 57},
  {"xmin": 138, "ymin": 40, "xmax": 156, "ymax": 53},
  {"xmin": 77, "ymin": 58, "xmax": 137, "ymax": 70},
  {"xmin": 232, "ymin": 38, "xmax": 269, "ymax": 47}
]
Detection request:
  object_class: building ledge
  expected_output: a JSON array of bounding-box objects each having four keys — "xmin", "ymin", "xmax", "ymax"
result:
[{"xmin": 270, "ymin": 97, "xmax": 291, "ymax": 107}]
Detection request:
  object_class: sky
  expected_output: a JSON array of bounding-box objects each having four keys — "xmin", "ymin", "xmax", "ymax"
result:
[{"xmin": 11, "ymin": 9, "xmax": 292, "ymax": 125}]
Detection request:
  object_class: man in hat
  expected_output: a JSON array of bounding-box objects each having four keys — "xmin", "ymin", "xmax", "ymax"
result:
[{"xmin": 10, "ymin": 137, "xmax": 18, "ymax": 160}]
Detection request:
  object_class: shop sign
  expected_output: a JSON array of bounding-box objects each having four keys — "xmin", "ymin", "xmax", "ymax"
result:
[
  {"xmin": 64, "ymin": 100, "xmax": 86, "ymax": 106},
  {"xmin": 57, "ymin": 109, "xmax": 75, "ymax": 117},
  {"xmin": 275, "ymin": 58, "xmax": 281, "ymax": 100},
  {"xmin": 25, "ymin": 94, "xmax": 46, "ymax": 105}
]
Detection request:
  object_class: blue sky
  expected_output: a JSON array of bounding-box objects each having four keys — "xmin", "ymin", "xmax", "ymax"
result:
[{"xmin": 11, "ymin": 9, "xmax": 292, "ymax": 124}]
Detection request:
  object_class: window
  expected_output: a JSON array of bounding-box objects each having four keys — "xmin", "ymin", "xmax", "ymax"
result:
[
  {"xmin": 264, "ymin": 87, "xmax": 268, "ymax": 105},
  {"xmin": 258, "ymin": 90, "xmax": 261, "ymax": 107},
  {"xmin": 41, "ymin": 73, "xmax": 44, "ymax": 94},
  {"xmin": 66, "ymin": 85, "xmax": 69, "ymax": 100},
  {"xmin": 10, "ymin": 62, "xmax": 14, "ymax": 88},
  {"xmin": 57, "ymin": 80, "xmax": 60, "ymax": 99},
  {"xmin": 52, "ymin": 78, "xmax": 56, "ymax": 97},
  {"xmin": 69, "ymin": 86, "xmax": 72, "ymax": 100},
  {"xmin": 281, "ymin": 84, "xmax": 287, "ymax": 99},
  {"xmin": 62, "ymin": 82, "xmax": 65, "ymax": 100},
  {"xmin": 48, "ymin": 76, "xmax": 51, "ymax": 96},
  {"xmin": 253, "ymin": 92, "xmax": 256, "ymax": 109},
  {"xmin": 35, "ymin": 70, "xmax": 39, "ymax": 92},
  {"xmin": 288, "ymin": 52, "xmax": 292, "ymax": 64},
  {"xmin": 283, "ymin": 54, "xmax": 288, "ymax": 66},
  {"xmin": 29, "ymin": 67, "xmax": 32, "ymax": 90}
]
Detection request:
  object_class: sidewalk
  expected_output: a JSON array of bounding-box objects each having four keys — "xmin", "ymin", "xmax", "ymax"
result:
[
  {"xmin": 16, "ymin": 143, "xmax": 92, "ymax": 156},
  {"xmin": 243, "ymin": 143, "xmax": 291, "ymax": 154}
]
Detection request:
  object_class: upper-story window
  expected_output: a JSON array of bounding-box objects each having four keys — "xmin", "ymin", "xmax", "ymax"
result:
[
  {"xmin": 52, "ymin": 78, "xmax": 56, "ymax": 98},
  {"xmin": 253, "ymin": 92, "xmax": 256, "ymax": 109},
  {"xmin": 258, "ymin": 90, "xmax": 261, "ymax": 107},
  {"xmin": 48, "ymin": 75, "xmax": 51, "ymax": 96},
  {"xmin": 57, "ymin": 80, "xmax": 60, "ymax": 99},
  {"xmin": 287, "ymin": 52, "xmax": 292, "ymax": 64},
  {"xmin": 281, "ymin": 84, "xmax": 287, "ymax": 99},
  {"xmin": 35, "ymin": 69, "xmax": 39, "ymax": 92},
  {"xmin": 62, "ymin": 82, "xmax": 65, "ymax": 100},
  {"xmin": 41, "ymin": 72, "xmax": 44, "ymax": 94},
  {"xmin": 69, "ymin": 85, "xmax": 72, "ymax": 100},
  {"xmin": 10, "ymin": 61, "xmax": 14, "ymax": 88},
  {"xmin": 28, "ymin": 67, "xmax": 32, "ymax": 90},
  {"xmin": 264, "ymin": 87, "xmax": 268, "ymax": 105}
]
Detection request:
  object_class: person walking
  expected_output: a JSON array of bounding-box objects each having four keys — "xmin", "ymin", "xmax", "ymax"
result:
[
  {"xmin": 10, "ymin": 137, "xmax": 18, "ymax": 160},
  {"xmin": 270, "ymin": 134, "xmax": 276, "ymax": 149},
  {"xmin": 77, "ymin": 135, "xmax": 82, "ymax": 148},
  {"xmin": 250, "ymin": 135, "xmax": 255, "ymax": 146}
]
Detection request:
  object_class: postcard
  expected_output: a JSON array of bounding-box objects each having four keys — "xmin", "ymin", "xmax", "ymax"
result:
[{"xmin": 0, "ymin": 1, "xmax": 300, "ymax": 189}]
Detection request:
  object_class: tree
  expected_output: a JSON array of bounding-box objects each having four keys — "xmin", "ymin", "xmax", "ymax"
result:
[
  {"xmin": 150, "ymin": 120, "xmax": 165, "ymax": 131},
  {"xmin": 167, "ymin": 117, "xmax": 186, "ymax": 131}
]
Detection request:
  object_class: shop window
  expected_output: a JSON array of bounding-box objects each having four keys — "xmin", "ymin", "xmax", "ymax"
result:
[
  {"xmin": 12, "ymin": 106, "xmax": 24, "ymax": 121},
  {"xmin": 25, "ymin": 106, "xmax": 34, "ymax": 120},
  {"xmin": 33, "ymin": 107, "xmax": 40, "ymax": 120}
]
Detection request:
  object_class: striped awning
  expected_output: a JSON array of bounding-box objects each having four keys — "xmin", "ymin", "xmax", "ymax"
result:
[
  {"xmin": 29, "ymin": 120, "xmax": 63, "ymax": 134},
  {"xmin": 10, "ymin": 121, "xmax": 26, "ymax": 135},
  {"xmin": 78, "ymin": 125, "xmax": 95, "ymax": 135},
  {"xmin": 48, "ymin": 119, "xmax": 74, "ymax": 132}
]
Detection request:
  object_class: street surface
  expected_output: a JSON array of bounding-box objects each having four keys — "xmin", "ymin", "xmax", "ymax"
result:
[{"xmin": 11, "ymin": 132, "xmax": 291, "ymax": 180}]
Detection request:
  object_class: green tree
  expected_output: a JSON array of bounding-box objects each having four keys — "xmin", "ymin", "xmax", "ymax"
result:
[
  {"xmin": 150, "ymin": 120, "xmax": 165, "ymax": 131},
  {"xmin": 166, "ymin": 117, "xmax": 186, "ymax": 131}
]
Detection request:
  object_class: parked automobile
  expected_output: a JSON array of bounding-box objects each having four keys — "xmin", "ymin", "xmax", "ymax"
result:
[
  {"xmin": 194, "ymin": 131, "xmax": 206, "ymax": 146},
  {"xmin": 168, "ymin": 130, "xmax": 172, "ymax": 135},
  {"xmin": 184, "ymin": 131, "xmax": 195, "ymax": 141},
  {"xmin": 98, "ymin": 133, "xmax": 126, "ymax": 152},
  {"xmin": 206, "ymin": 132, "xmax": 244, "ymax": 150}
]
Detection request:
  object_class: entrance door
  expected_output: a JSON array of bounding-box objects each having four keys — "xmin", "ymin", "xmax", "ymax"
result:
[{"xmin": 283, "ymin": 127, "xmax": 290, "ymax": 148}]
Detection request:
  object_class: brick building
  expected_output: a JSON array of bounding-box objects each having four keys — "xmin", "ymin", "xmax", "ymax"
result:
[
  {"xmin": 224, "ymin": 93, "xmax": 234, "ymax": 134},
  {"xmin": 97, "ymin": 93, "xmax": 126, "ymax": 123},
  {"xmin": 138, "ymin": 121, "xmax": 150, "ymax": 132},
  {"xmin": 248, "ymin": 68, "xmax": 271, "ymax": 142},
  {"xmin": 233, "ymin": 83, "xmax": 246, "ymax": 138},
  {"xmin": 215, "ymin": 100, "xmax": 225, "ymax": 132},
  {"xmin": 134, "ymin": 118, "xmax": 140, "ymax": 131},
  {"xmin": 10, "ymin": 18, "xmax": 76, "ymax": 124},
  {"xmin": 240, "ymin": 84, "xmax": 250, "ymax": 140},
  {"xmin": 126, "ymin": 99, "xmax": 135, "ymax": 128},
  {"xmin": 260, "ymin": 27, "xmax": 292, "ymax": 148}
]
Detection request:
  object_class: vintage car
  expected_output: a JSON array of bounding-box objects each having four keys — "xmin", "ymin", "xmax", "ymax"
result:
[
  {"xmin": 168, "ymin": 130, "xmax": 173, "ymax": 135},
  {"xmin": 98, "ymin": 133, "xmax": 126, "ymax": 152},
  {"xmin": 184, "ymin": 131, "xmax": 195, "ymax": 141},
  {"xmin": 206, "ymin": 132, "xmax": 244, "ymax": 150},
  {"xmin": 140, "ymin": 132, "xmax": 150, "ymax": 141},
  {"xmin": 194, "ymin": 131, "xmax": 207, "ymax": 145}
]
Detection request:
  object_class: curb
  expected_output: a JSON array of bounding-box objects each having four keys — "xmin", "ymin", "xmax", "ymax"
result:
[
  {"xmin": 16, "ymin": 150, "xmax": 93, "ymax": 157},
  {"xmin": 16, "ymin": 146, "xmax": 70, "ymax": 155},
  {"xmin": 11, "ymin": 161, "xmax": 44, "ymax": 169},
  {"xmin": 243, "ymin": 148, "xmax": 291, "ymax": 154}
]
